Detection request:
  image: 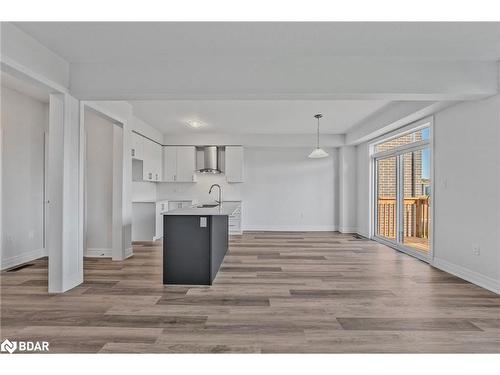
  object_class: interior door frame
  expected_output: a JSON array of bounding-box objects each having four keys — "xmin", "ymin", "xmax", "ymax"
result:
[{"xmin": 371, "ymin": 117, "xmax": 434, "ymax": 263}]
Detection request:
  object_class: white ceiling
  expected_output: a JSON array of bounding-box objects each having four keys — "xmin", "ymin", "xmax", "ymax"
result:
[
  {"xmin": 9, "ymin": 22, "xmax": 498, "ymax": 136},
  {"xmin": 14, "ymin": 22, "xmax": 500, "ymax": 63},
  {"xmin": 129, "ymin": 99, "xmax": 390, "ymax": 134}
]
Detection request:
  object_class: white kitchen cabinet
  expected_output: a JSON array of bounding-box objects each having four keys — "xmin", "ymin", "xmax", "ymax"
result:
[
  {"xmin": 167, "ymin": 200, "xmax": 192, "ymax": 211},
  {"xmin": 155, "ymin": 200, "xmax": 169, "ymax": 240},
  {"xmin": 131, "ymin": 132, "xmax": 144, "ymax": 160},
  {"xmin": 163, "ymin": 146, "xmax": 177, "ymax": 182},
  {"xmin": 152, "ymin": 142, "xmax": 162, "ymax": 181},
  {"xmin": 177, "ymin": 146, "xmax": 197, "ymax": 182},
  {"xmin": 225, "ymin": 146, "xmax": 244, "ymax": 182},
  {"xmin": 163, "ymin": 146, "xmax": 197, "ymax": 182},
  {"xmin": 132, "ymin": 202, "xmax": 155, "ymax": 241},
  {"xmin": 141, "ymin": 138, "xmax": 163, "ymax": 182},
  {"xmin": 132, "ymin": 200, "xmax": 169, "ymax": 241},
  {"xmin": 142, "ymin": 139, "xmax": 154, "ymax": 181}
]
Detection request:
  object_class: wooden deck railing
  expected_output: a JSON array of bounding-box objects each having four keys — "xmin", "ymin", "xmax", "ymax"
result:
[{"xmin": 377, "ymin": 197, "xmax": 430, "ymax": 239}]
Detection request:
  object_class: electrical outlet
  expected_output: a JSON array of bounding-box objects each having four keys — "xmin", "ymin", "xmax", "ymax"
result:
[
  {"xmin": 200, "ymin": 217, "xmax": 207, "ymax": 227},
  {"xmin": 472, "ymin": 244, "xmax": 480, "ymax": 256}
]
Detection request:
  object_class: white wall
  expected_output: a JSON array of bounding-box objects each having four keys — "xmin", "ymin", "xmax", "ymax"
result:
[
  {"xmin": 85, "ymin": 109, "xmax": 114, "ymax": 254},
  {"xmin": 356, "ymin": 142, "xmax": 371, "ymax": 237},
  {"xmin": 1, "ymin": 86, "xmax": 48, "ymax": 269},
  {"xmin": 338, "ymin": 146, "xmax": 358, "ymax": 233},
  {"xmin": 354, "ymin": 95, "xmax": 500, "ymax": 293},
  {"xmin": 157, "ymin": 147, "xmax": 337, "ymax": 231},
  {"xmin": 432, "ymin": 95, "xmax": 500, "ymax": 292},
  {"xmin": 133, "ymin": 116, "xmax": 163, "ymax": 143}
]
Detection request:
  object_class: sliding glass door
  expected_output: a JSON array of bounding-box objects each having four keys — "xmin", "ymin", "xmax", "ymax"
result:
[
  {"xmin": 373, "ymin": 124, "xmax": 432, "ymax": 260},
  {"xmin": 401, "ymin": 149, "xmax": 431, "ymax": 254}
]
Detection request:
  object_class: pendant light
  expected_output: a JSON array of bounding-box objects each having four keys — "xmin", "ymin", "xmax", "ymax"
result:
[{"xmin": 308, "ymin": 114, "xmax": 329, "ymax": 158}]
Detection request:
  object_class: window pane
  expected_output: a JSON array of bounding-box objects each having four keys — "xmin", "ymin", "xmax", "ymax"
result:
[
  {"xmin": 376, "ymin": 156, "xmax": 397, "ymax": 240},
  {"xmin": 375, "ymin": 127, "xmax": 429, "ymax": 153}
]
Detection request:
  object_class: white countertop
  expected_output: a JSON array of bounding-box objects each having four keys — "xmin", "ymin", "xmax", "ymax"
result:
[
  {"xmin": 132, "ymin": 199, "xmax": 194, "ymax": 204},
  {"xmin": 163, "ymin": 201, "xmax": 241, "ymax": 216}
]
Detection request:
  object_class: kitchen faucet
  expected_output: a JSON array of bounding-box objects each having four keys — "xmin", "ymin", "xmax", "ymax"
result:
[{"xmin": 209, "ymin": 184, "xmax": 222, "ymax": 205}]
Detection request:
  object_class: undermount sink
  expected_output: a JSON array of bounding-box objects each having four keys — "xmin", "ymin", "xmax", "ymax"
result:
[{"xmin": 197, "ymin": 204, "xmax": 219, "ymax": 208}]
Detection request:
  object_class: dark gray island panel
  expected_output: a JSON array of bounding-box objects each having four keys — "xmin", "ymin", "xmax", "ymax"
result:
[
  {"xmin": 209, "ymin": 215, "xmax": 228, "ymax": 283},
  {"xmin": 163, "ymin": 214, "xmax": 228, "ymax": 285}
]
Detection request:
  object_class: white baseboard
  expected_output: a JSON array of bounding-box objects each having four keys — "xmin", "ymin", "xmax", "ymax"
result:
[
  {"xmin": 84, "ymin": 248, "xmax": 112, "ymax": 258},
  {"xmin": 243, "ymin": 225, "xmax": 338, "ymax": 232},
  {"xmin": 432, "ymin": 257, "xmax": 500, "ymax": 295},
  {"xmin": 153, "ymin": 235, "xmax": 163, "ymax": 241},
  {"xmin": 356, "ymin": 231, "xmax": 370, "ymax": 238},
  {"xmin": 61, "ymin": 272, "xmax": 84, "ymax": 293},
  {"xmin": 339, "ymin": 227, "xmax": 358, "ymax": 234},
  {"xmin": 124, "ymin": 247, "xmax": 133, "ymax": 259},
  {"xmin": 1, "ymin": 248, "xmax": 47, "ymax": 270}
]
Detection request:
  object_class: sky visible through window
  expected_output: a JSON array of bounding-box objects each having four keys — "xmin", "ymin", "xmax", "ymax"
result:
[{"xmin": 421, "ymin": 128, "xmax": 430, "ymax": 179}]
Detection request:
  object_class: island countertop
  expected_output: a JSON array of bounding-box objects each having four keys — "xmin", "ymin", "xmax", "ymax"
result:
[{"xmin": 163, "ymin": 201, "xmax": 241, "ymax": 216}]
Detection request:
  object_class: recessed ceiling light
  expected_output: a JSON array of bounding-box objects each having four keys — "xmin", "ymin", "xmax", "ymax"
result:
[{"xmin": 186, "ymin": 120, "xmax": 206, "ymax": 129}]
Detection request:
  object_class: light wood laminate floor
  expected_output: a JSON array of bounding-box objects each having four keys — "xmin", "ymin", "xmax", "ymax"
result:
[{"xmin": 1, "ymin": 232, "xmax": 500, "ymax": 353}]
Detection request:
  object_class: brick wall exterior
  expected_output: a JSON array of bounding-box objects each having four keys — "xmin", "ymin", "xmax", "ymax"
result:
[{"xmin": 376, "ymin": 132, "xmax": 424, "ymax": 198}]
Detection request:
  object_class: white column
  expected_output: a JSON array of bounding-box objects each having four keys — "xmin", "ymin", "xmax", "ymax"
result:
[
  {"xmin": 338, "ymin": 145, "xmax": 358, "ymax": 233},
  {"xmin": 121, "ymin": 120, "xmax": 133, "ymax": 259},
  {"xmin": 47, "ymin": 93, "xmax": 83, "ymax": 293},
  {"xmin": 112, "ymin": 124, "xmax": 124, "ymax": 260}
]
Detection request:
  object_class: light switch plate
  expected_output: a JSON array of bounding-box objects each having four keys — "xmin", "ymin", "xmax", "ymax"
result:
[{"xmin": 200, "ymin": 217, "xmax": 207, "ymax": 227}]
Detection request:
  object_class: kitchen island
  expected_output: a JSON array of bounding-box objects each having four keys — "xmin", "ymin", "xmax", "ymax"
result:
[{"xmin": 162, "ymin": 202, "xmax": 241, "ymax": 285}]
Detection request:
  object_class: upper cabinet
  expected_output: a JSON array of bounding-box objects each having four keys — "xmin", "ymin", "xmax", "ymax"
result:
[
  {"xmin": 132, "ymin": 136, "xmax": 242, "ymax": 184},
  {"xmin": 131, "ymin": 132, "xmax": 144, "ymax": 160},
  {"xmin": 225, "ymin": 146, "xmax": 244, "ymax": 183},
  {"xmin": 163, "ymin": 146, "xmax": 177, "ymax": 182},
  {"xmin": 132, "ymin": 132, "xmax": 162, "ymax": 182},
  {"xmin": 163, "ymin": 146, "xmax": 197, "ymax": 182}
]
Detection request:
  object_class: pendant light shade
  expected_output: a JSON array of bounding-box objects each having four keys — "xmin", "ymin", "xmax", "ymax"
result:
[
  {"xmin": 308, "ymin": 148, "xmax": 329, "ymax": 158},
  {"xmin": 308, "ymin": 114, "xmax": 329, "ymax": 159}
]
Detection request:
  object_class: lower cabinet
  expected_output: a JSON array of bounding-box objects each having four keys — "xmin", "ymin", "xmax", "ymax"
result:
[
  {"xmin": 155, "ymin": 200, "xmax": 169, "ymax": 240},
  {"xmin": 132, "ymin": 200, "xmax": 177, "ymax": 241},
  {"xmin": 168, "ymin": 200, "xmax": 192, "ymax": 211},
  {"xmin": 132, "ymin": 202, "xmax": 156, "ymax": 241}
]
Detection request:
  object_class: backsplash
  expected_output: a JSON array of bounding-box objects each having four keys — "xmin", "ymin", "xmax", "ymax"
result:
[{"xmin": 157, "ymin": 173, "xmax": 243, "ymax": 203}]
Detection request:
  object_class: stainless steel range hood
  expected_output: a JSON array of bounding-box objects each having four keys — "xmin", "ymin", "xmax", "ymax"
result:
[{"xmin": 197, "ymin": 146, "xmax": 222, "ymax": 174}]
